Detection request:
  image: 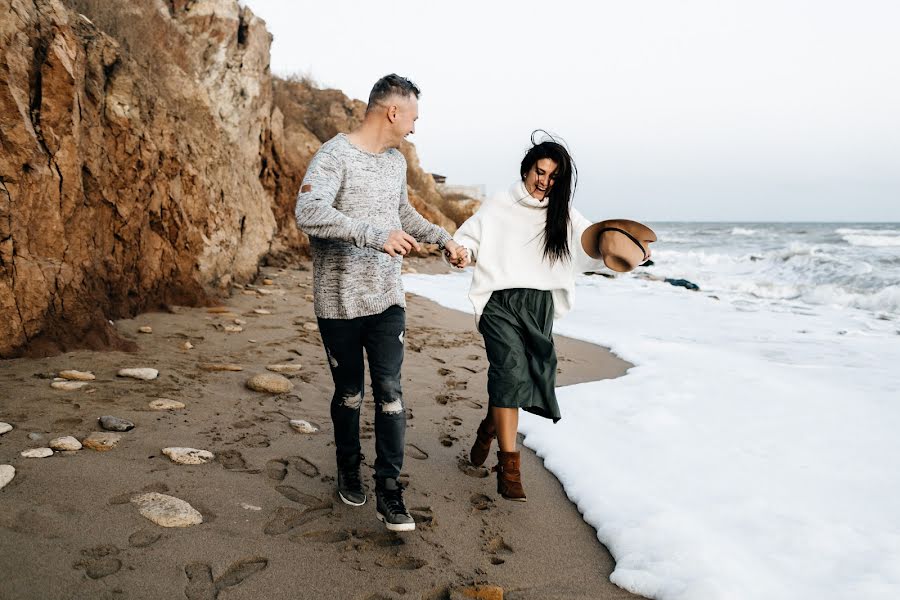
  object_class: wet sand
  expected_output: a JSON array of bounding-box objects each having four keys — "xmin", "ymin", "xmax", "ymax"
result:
[{"xmin": 0, "ymin": 257, "xmax": 642, "ymax": 600}]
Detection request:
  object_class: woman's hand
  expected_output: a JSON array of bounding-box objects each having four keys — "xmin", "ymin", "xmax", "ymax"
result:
[{"xmin": 444, "ymin": 240, "xmax": 470, "ymax": 268}]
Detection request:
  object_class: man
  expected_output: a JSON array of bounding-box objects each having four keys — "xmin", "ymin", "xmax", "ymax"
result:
[{"xmin": 294, "ymin": 74, "xmax": 465, "ymax": 532}]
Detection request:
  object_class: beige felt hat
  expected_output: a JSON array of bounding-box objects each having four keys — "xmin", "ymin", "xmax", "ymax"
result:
[{"xmin": 583, "ymin": 219, "xmax": 657, "ymax": 272}]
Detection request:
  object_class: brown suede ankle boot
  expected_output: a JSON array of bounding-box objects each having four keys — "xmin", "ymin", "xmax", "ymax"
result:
[
  {"xmin": 469, "ymin": 418, "xmax": 496, "ymax": 467},
  {"xmin": 494, "ymin": 450, "xmax": 526, "ymax": 501}
]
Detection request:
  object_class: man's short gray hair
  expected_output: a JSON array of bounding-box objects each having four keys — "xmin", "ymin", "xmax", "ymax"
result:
[{"xmin": 366, "ymin": 74, "xmax": 420, "ymax": 112}]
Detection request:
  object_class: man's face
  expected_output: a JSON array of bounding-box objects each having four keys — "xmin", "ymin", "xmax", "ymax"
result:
[
  {"xmin": 391, "ymin": 95, "xmax": 418, "ymax": 144},
  {"xmin": 524, "ymin": 158, "xmax": 559, "ymax": 200}
]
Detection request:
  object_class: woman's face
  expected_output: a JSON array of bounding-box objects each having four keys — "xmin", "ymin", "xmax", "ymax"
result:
[{"xmin": 524, "ymin": 158, "xmax": 559, "ymax": 201}]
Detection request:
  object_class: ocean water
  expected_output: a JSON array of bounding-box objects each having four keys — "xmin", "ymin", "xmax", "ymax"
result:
[{"xmin": 403, "ymin": 222, "xmax": 900, "ymax": 600}]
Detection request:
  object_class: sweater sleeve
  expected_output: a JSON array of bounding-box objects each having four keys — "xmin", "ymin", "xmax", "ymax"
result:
[
  {"xmin": 571, "ymin": 208, "xmax": 606, "ymax": 272},
  {"xmin": 398, "ymin": 177, "xmax": 452, "ymax": 247},
  {"xmin": 294, "ymin": 149, "xmax": 390, "ymax": 251},
  {"xmin": 451, "ymin": 208, "xmax": 483, "ymax": 262}
]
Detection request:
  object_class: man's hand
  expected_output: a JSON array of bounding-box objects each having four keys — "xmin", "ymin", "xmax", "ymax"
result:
[
  {"xmin": 383, "ymin": 230, "xmax": 420, "ymax": 257},
  {"xmin": 444, "ymin": 240, "xmax": 470, "ymax": 268}
]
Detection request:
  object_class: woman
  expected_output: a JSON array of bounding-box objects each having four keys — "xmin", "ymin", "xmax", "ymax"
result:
[{"xmin": 449, "ymin": 134, "xmax": 649, "ymax": 501}]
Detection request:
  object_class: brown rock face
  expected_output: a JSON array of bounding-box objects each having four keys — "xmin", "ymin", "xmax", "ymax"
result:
[{"xmin": 0, "ymin": 0, "xmax": 479, "ymax": 358}]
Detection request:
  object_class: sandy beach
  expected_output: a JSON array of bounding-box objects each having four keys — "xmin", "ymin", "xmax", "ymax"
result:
[{"xmin": 0, "ymin": 257, "xmax": 641, "ymax": 600}]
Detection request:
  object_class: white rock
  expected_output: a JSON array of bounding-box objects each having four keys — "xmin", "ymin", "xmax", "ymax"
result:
[
  {"xmin": 21, "ymin": 448, "xmax": 53, "ymax": 458},
  {"xmin": 245, "ymin": 373, "xmax": 293, "ymax": 394},
  {"xmin": 118, "ymin": 368, "xmax": 158, "ymax": 380},
  {"xmin": 266, "ymin": 364, "xmax": 302, "ymax": 374},
  {"xmin": 182, "ymin": 341, "xmax": 194, "ymax": 350},
  {"xmin": 0, "ymin": 423, "xmax": 12, "ymax": 435},
  {"xmin": 49, "ymin": 436, "xmax": 82, "ymax": 451},
  {"xmin": 162, "ymin": 447, "xmax": 214, "ymax": 465},
  {"xmin": 256, "ymin": 288, "xmax": 274, "ymax": 296},
  {"xmin": 131, "ymin": 493, "xmax": 203, "ymax": 527},
  {"xmin": 240, "ymin": 503, "xmax": 262, "ymax": 511},
  {"xmin": 289, "ymin": 420, "xmax": 318, "ymax": 434},
  {"xmin": 59, "ymin": 370, "xmax": 95, "ymax": 381},
  {"xmin": 82, "ymin": 432, "xmax": 122, "ymax": 452},
  {"xmin": 233, "ymin": 318, "xmax": 247, "ymax": 325},
  {"xmin": 304, "ymin": 294, "xmax": 314, "ymax": 302},
  {"xmin": 0, "ymin": 465, "xmax": 14, "ymax": 490},
  {"xmin": 253, "ymin": 309, "xmax": 271, "ymax": 315},
  {"xmin": 223, "ymin": 325, "xmax": 243, "ymax": 333},
  {"xmin": 138, "ymin": 326, "xmax": 153, "ymax": 334},
  {"xmin": 302, "ymin": 322, "xmax": 319, "ymax": 332},
  {"xmin": 149, "ymin": 398, "xmax": 185, "ymax": 411},
  {"xmin": 51, "ymin": 380, "xmax": 88, "ymax": 391}
]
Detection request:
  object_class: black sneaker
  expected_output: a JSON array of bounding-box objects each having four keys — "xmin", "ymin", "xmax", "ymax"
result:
[
  {"xmin": 337, "ymin": 465, "xmax": 366, "ymax": 507},
  {"xmin": 375, "ymin": 478, "xmax": 415, "ymax": 532}
]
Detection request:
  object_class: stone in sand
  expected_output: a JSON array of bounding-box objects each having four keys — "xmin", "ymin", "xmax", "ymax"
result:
[
  {"xmin": 82, "ymin": 432, "xmax": 122, "ymax": 452},
  {"xmin": 256, "ymin": 288, "xmax": 274, "ymax": 296},
  {"xmin": 253, "ymin": 309, "xmax": 271, "ymax": 315},
  {"xmin": 206, "ymin": 306, "xmax": 233, "ymax": 314},
  {"xmin": 223, "ymin": 325, "xmax": 243, "ymax": 333},
  {"xmin": 118, "ymin": 368, "xmax": 158, "ymax": 381},
  {"xmin": 21, "ymin": 448, "xmax": 54, "ymax": 458},
  {"xmin": 266, "ymin": 364, "xmax": 302, "ymax": 374},
  {"xmin": 59, "ymin": 370, "xmax": 95, "ymax": 381},
  {"xmin": 0, "ymin": 465, "xmax": 14, "ymax": 490},
  {"xmin": 198, "ymin": 363, "xmax": 243, "ymax": 372},
  {"xmin": 138, "ymin": 326, "xmax": 153, "ymax": 333},
  {"xmin": 303, "ymin": 294, "xmax": 314, "ymax": 302},
  {"xmin": 182, "ymin": 341, "xmax": 194, "ymax": 350},
  {"xmin": 99, "ymin": 416, "xmax": 135, "ymax": 432},
  {"xmin": 0, "ymin": 423, "xmax": 11, "ymax": 435},
  {"xmin": 131, "ymin": 492, "xmax": 202, "ymax": 527},
  {"xmin": 302, "ymin": 322, "xmax": 319, "ymax": 332},
  {"xmin": 49, "ymin": 436, "xmax": 82, "ymax": 451},
  {"xmin": 162, "ymin": 447, "xmax": 214, "ymax": 465},
  {"xmin": 234, "ymin": 318, "xmax": 247, "ymax": 325},
  {"xmin": 149, "ymin": 398, "xmax": 185, "ymax": 410},
  {"xmin": 51, "ymin": 380, "xmax": 88, "ymax": 391},
  {"xmin": 289, "ymin": 419, "xmax": 318, "ymax": 434},
  {"xmin": 262, "ymin": 278, "xmax": 274, "ymax": 285},
  {"xmin": 246, "ymin": 373, "xmax": 293, "ymax": 394},
  {"xmin": 450, "ymin": 585, "xmax": 504, "ymax": 600},
  {"xmin": 27, "ymin": 432, "xmax": 43, "ymax": 441}
]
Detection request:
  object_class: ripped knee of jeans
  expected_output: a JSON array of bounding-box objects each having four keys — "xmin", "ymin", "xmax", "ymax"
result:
[
  {"xmin": 336, "ymin": 389, "xmax": 363, "ymax": 410},
  {"xmin": 380, "ymin": 397, "xmax": 404, "ymax": 415}
]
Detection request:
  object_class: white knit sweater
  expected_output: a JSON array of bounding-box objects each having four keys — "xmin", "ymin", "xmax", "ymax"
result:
[{"xmin": 453, "ymin": 181, "xmax": 604, "ymax": 322}]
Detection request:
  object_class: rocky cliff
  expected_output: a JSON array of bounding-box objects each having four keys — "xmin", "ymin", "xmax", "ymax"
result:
[{"xmin": 0, "ymin": 0, "xmax": 479, "ymax": 358}]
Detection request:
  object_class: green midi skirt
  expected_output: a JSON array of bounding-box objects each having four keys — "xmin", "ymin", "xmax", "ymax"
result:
[{"xmin": 478, "ymin": 288, "xmax": 560, "ymax": 422}]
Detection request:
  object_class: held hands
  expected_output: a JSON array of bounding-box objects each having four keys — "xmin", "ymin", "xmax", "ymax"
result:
[
  {"xmin": 383, "ymin": 229, "xmax": 421, "ymax": 257},
  {"xmin": 444, "ymin": 240, "xmax": 470, "ymax": 269}
]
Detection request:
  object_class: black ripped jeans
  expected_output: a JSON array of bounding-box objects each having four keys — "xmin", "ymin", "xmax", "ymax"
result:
[{"xmin": 317, "ymin": 305, "xmax": 406, "ymax": 482}]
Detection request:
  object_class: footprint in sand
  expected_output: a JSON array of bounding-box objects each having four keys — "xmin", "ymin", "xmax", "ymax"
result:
[
  {"xmin": 457, "ymin": 458, "xmax": 490, "ymax": 478},
  {"xmin": 439, "ymin": 432, "xmax": 458, "ymax": 448},
  {"xmin": 184, "ymin": 557, "xmax": 268, "ymax": 600},
  {"xmin": 291, "ymin": 529, "xmax": 352, "ymax": 544},
  {"xmin": 374, "ymin": 555, "xmax": 428, "ymax": 570},
  {"xmin": 264, "ymin": 506, "xmax": 332, "ymax": 536},
  {"xmin": 405, "ymin": 444, "xmax": 428, "ymax": 460},
  {"xmin": 73, "ymin": 545, "xmax": 122, "ymax": 580},
  {"xmin": 483, "ymin": 534, "xmax": 514, "ymax": 556},
  {"xmin": 470, "ymin": 493, "xmax": 494, "ymax": 511},
  {"xmin": 287, "ymin": 455, "xmax": 320, "ymax": 478},
  {"xmin": 265, "ymin": 459, "xmax": 288, "ymax": 481},
  {"xmin": 275, "ymin": 485, "xmax": 331, "ymax": 510},
  {"xmin": 128, "ymin": 529, "xmax": 162, "ymax": 548},
  {"xmin": 217, "ymin": 449, "xmax": 247, "ymax": 471},
  {"xmin": 409, "ymin": 506, "xmax": 434, "ymax": 529},
  {"xmin": 352, "ymin": 529, "xmax": 405, "ymax": 549}
]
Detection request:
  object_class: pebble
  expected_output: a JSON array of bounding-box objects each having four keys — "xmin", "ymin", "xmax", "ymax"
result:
[
  {"xmin": 118, "ymin": 368, "xmax": 158, "ymax": 381},
  {"xmin": 59, "ymin": 370, "xmax": 95, "ymax": 381},
  {"xmin": 99, "ymin": 416, "xmax": 135, "ymax": 432},
  {"xmin": 241, "ymin": 290, "xmax": 257, "ymax": 296},
  {"xmin": 302, "ymin": 322, "xmax": 319, "ymax": 332},
  {"xmin": 223, "ymin": 325, "xmax": 243, "ymax": 333},
  {"xmin": 28, "ymin": 432, "xmax": 43, "ymax": 441},
  {"xmin": 289, "ymin": 419, "xmax": 318, "ymax": 434},
  {"xmin": 82, "ymin": 432, "xmax": 122, "ymax": 452},
  {"xmin": 51, "ymin": 380, "xmax": 88, "ymax": 391},
  {"xmin": 182, "ymin": 341, "xmax": 194, "ymax": 350},
  {"xmin": 240, "ymin": 503, "xmax": 262, "ymax": 511},
  {"xmin": 21, "ymin": 448, "xmax": 53, "ymax": 458},
  {"xmin": 198, "ymin": 363, "xmax": 243, "ymax": 372},
  {"xmin": 266, "ymin": 364, "xmax": 302, "ymax": 374},
  {"xmin": 149, "ymin": 398, "xmax": 186, "ymax": 410},
  {"xmin": 49, "ymin": 436, "xmax": 82, "ymax": 451},
  {"xmin": 138, "ymin": 326, "xmax": 153, "ymax": 334},
  {"xmin": 0, "ymin": 423, "xmax": 11, "ymax": 435},
  {"xmin": 304, "ymin": 294, "xmax": 314, "ymax": 302},
  {"xmin": 450, "ymin": 585, "xmax": 504, "ymax": 600},
  {"xmin": 131, "ymin": 493, "xmax": 203, "ymax": 527},
  {"xmin": 256, "ymin": 288, "xmax": 274, "ymax": 296},
  {"xmin": 245, "ymin": 373, "xmax": 294, "ymax": 394},
  {"xmin": 0, "ymin": 465, "xmax": 14, "ymax": 490},
  {"xmin": 253, "ymin": 309, "xmax": 271, "ymax": 315},
  {"xmin": 162, "ymin": 447, "xmax": 214, "ymax": 465},
  {"xmin": 206, "ymin": 307, "xmax": 233, "ymax": 314},
  {"xmin": 262, "ymin": 278, "xmax": 274, "ymax": 285}
]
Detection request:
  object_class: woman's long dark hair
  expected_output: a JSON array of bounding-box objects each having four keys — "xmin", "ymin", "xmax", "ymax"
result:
[{"xmin": 518, "ymin": 131, "xmax": 577, "ymax": 264}]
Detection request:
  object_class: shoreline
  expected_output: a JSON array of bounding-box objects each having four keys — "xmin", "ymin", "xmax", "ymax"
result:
[{"xmin": 0, "ymin": 257, "xmax": 643, "ymax": 600}]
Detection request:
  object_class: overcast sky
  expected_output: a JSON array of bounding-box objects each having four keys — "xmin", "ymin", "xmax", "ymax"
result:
[{"xmin": 242, "ymin": 0, "xmax": 899, "ymax": 222}]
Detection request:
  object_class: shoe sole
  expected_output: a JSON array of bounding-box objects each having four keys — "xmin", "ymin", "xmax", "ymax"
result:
[
  {"xmin": 338, "ymin": 490, "xmax": 367, "ymax": 507},
  {"xmin": 376, "ymin": 511, "xmax": 416, "ymax": 532}
]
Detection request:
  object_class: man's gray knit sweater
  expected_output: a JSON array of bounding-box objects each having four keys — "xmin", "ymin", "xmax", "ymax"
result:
[{"xmin": 295, "ymin": 134, "xmax": 452, "ymax": 319}]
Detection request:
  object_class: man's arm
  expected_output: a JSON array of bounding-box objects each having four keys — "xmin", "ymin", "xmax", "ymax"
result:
[
  {"xmin": 294, "ymin": 150, "xmax": 390, "ymax": 251},
  {"xmin": 397, "ymin": 179, "xmax": 453, "ymax": 248}
]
